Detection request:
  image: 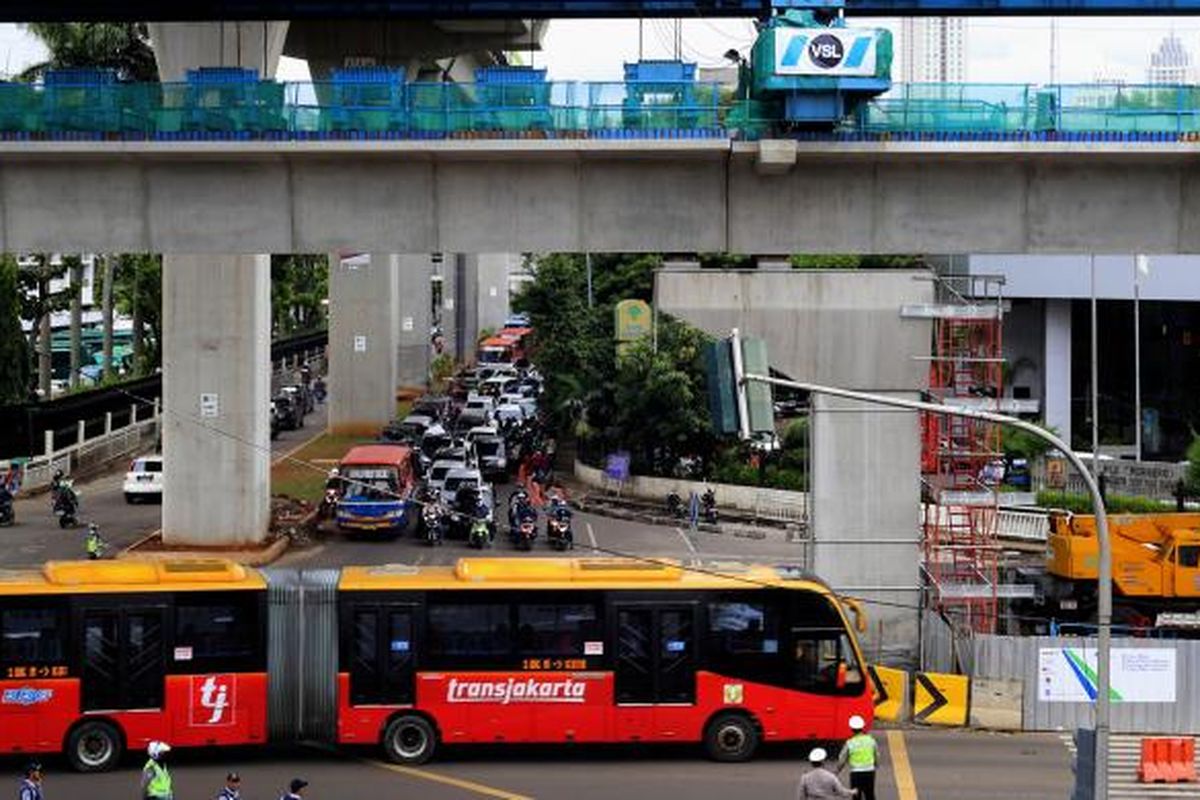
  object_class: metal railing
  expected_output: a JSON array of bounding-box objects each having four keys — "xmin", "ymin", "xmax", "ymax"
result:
[{"xmin": 17, "ymin": 402, "xmax": 160, "ymax": 494}]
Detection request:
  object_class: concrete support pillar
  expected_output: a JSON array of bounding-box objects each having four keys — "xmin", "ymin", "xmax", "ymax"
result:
[
  {"xmin": 475, "ymin": 253, "xmax": 514, "ymax": 336},
  {"xmin": 162, "ymin": 255, "xmax": 270, "ymax": 547},
  {"xmin": 397, "ymin": 255, "xmax": 433, "ymax": 389},
  {"xmin": 328, "ymin": 253, "xmax": 399, "ymax": 434},
  {"xmin": 149, "ymin": 21, "xmax": 289, "ymax": 81},
  {"xmin": 811, "ymin": 393, "xmax": 922, "ymax": 667},
  {"xmin": 460, "ymin": 254, "xmax": 480, "ymax": 362},
  {"xmin": 1044, "ymin": 299, "xmax": 1073, "ymax": 448}
]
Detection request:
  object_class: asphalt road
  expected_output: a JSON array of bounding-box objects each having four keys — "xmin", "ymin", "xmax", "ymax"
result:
[
  {"xmin": 0, "ymin": 403, "xmax": 327, "ymax": 568},
  {"xmin": 4, "ymin": 727, "xmax": 1071, "ymax": 800}
]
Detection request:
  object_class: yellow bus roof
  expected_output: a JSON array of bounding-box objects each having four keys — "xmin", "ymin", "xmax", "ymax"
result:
[
  {"xmin": 0, "ymin": 559, "xmax": 266, "ymax": 596},
  {"xmin": 340, "ymin": 557, "xmax": 829, "ymax": 593}
]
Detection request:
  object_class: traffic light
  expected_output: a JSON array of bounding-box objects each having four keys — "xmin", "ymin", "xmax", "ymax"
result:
[
  {"xmin": 704, "ymin": 339, "xmax": 738, "ymax": 435},
  {"xmin": 704, "ymin": 334, "xmax": 775, "ymax": 436}
]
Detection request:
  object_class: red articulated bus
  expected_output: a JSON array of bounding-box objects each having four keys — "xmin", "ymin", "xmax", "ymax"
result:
[
  {"xmin": 1, "ymin": 557, "xmax": 871, "ymax": 770},
  {"xmin": 0, "ymin": 559, "xmax": 267, "ymax": 771}
]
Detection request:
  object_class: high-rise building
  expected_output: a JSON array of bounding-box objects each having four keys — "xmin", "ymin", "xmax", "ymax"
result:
[
  {"xmin": 897, "ymin": 18, "xmax": 968, "ymax": 83},
  {"xmin": 1147, "ymin": 34, "xmax": 1195, "ymax": 84}
]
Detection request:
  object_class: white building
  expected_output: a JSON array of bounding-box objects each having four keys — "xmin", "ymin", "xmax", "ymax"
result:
[
  {"xmin": 897, "ymin": 18, "xmax": 968, "ymax": 83},
  {"xmin": 1147, "ymin": 34, "xmax": 1195, "ymax": 85}
]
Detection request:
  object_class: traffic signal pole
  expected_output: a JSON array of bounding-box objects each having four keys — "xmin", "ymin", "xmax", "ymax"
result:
[{"xmin": 738, "ymin": 371, "xmax": 1112, "ymax": 799}]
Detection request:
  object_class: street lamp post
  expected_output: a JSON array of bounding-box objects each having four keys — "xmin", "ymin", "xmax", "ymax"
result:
[{"xmin": 738, "ymin": 371, "xmax": 1113, "ymax": 800}]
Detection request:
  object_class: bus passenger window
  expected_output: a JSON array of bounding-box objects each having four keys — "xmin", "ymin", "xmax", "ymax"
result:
[
  {"xmin": 1, "ymin": 607, "xmax": 64, "ymax": 665},
  {"xmin": 1178, "ymin": 545, "xmax": 1200, "ymax": 568}
]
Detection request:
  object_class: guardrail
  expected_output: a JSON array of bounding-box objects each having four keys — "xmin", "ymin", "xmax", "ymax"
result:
[
  {"xmin": 16, "ymin": 402, "xmax": 160, "ymax": 494},
  {"xmin": 922, "ymin": 503, "xmax": 1050, "ymax": 543}
]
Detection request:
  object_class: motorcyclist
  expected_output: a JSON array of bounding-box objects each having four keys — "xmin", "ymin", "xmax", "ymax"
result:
[
  {"xmin": 508, "ymin": 487, "xmax": 530, "ymax": 528},
  {"xmin": 85, "ymin": 523, "xmax": 106, "ymax": 560}
]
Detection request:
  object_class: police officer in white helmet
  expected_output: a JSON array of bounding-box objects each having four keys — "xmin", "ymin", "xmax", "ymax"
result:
[{"xmin": 795, "ymin": 746, "xmax": 856, "ymax": 799}]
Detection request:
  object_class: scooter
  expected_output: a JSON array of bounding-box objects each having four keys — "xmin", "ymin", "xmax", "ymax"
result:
[
  {"xmin": 53, "ymin": 483, "xmax": 79, "ymax": 529},
  {"xmin": 422, "ymin": 503, "xmax": 444, "ymax": 546},
  {"xmin": 666, "ymin": 491, "xmax": 684, "ymax": 519},
  {"xmin": 468, "ymin": 517, "xmax": 491, "ymax": 549},
  {"xmin": 547, "ymin": 513, "xmax": 573, "ymax": 551},
  {"xmin": 514, "ymin": 515, "xmax": 537, "ymax": 551},
  {"xmin": 701, "ymin": 489, "xmax": 718, "ymax": 524}
]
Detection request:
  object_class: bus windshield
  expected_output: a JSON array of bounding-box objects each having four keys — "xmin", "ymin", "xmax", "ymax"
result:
[{"xmin": 342, "ymin": 467, "xmax": 399, "ymax": 500}]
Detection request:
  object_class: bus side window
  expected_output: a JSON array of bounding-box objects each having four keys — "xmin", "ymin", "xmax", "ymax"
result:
[{"xmin": 1, "ymin": 604, "xmax": 65, "ymax": 669}]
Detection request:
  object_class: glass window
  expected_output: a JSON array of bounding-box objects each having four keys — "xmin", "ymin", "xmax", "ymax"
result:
[
  {"xmin": 428, "ymin": 603, "xmax": 511, "ymax": 658},
  {"xmin": 1178, "ymin": 545, "xmax": 1200, "ymax": 568},
  {"xmin": 516, "ymin": 603, "xmax": 599, "ymax": 656},
  {"xmin": 0, "ymin": 607, "xmax": 63, "ymax": 665},
  {"xmin": 791, "ymin": 629, "xmax": 864, "ymax": 695},
  {"xmin": 708, "ymin": 602, "xmax": 779, "ymax": 655},
  {"xmin": 175, "ymin": 598, "xmax": 257, "ymax": 662}
]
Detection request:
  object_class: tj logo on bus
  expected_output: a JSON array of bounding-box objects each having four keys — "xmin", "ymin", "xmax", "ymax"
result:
[{"xmin": 190, "ymin": 675, "xmax": 235, "ymax": 726}]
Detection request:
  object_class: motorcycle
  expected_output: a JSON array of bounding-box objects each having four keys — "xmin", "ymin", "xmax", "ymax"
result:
[
  {"xmin": 547, "ymin": 512, "xmax": 573, "ymax": 551},
  {"xmin": 53, "ymin": 483, "xmax": 79, "ymax": 529},
  {"xmin": 514, "ymin": 514, "xmax": 537, "ymax": 551},
  {"xmin": 0, "ymin": 489, "xmax": 13, "ymax": 527},
  {"xmin": 468, "ymin": 517, "xmax": 491, "ymax": 549},
  {"xmin": 422, "ymin": 503, "xmax": 444, "ymax": 546},
  {"xmin": 666, "ymin": 490, "xmax": 684, "ymax": 519},
  {"xmin": 319, "ymin": 487, "xmax": 339, "ymax": 521},
  {"xmin": 701, "ymin": 489, "xmax": 718, "ymax": 524}
]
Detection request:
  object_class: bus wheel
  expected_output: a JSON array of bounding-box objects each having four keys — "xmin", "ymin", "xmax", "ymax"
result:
[
  {"xmin": 383, "ymin": 715, "xmax": 437, "ymax": 765},
  {"xmin": 704, "ymin": 712, "xmax": 759, "ymax": 763},
  {"xmin": 67, "ymin": 720, "xmax": 123, "ymax": 772}
]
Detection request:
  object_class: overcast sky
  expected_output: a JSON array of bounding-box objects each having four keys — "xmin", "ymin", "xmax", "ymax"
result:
[{"xmin": 2, "ymin": 17, "xmax": 1200, "ymax": 85}]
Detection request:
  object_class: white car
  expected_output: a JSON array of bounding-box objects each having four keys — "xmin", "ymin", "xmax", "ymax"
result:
[
  {"xmin": 123, "ymin": 455, "xmax": 163, "ymax": 503},
  {"xmin": 427, "ymin": 458, "xmax": 467, "ymax": 495},
  {"xmin": 464, "ymin": 396, "xmax": 497, "ymax": 420},
  {"xmin": 499, "ymin": 394, "xmax": 537, "ymax": 419},
  {"xmin": 495, "ymin": 403, "xmax": 527, "ymax": 425}
]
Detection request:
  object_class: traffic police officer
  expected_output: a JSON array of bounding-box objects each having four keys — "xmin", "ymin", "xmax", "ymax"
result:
[
  {"xmin": 84, "ymin": 523, "xmax": 104, "ymax": 560},
  {"xmin": 18, "ymin": 762, "xmax": 44, "ymax": 800},
  {"xmin": 142, "ymin": 741, "xmax": 173, "ymax": 800},
  {"xmin": 839, "ymin": 714, "xmax": 878, "ymax": 800}
]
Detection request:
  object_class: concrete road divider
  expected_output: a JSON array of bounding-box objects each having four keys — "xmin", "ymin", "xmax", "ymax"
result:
[
  {"xmin": 913, "ymin": 671, "xmax": 969, "ymax": 726},
  {"xmin": 968, "ymin": 677, "xmax": 1022, "ymax": 731},
  {"xmin": 869, "ymin": 664, "xmax": 910, "ymax": 722}
]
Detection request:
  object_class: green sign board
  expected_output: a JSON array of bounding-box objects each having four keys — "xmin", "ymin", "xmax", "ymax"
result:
[{"xmin": 614, "ymin": 299, "xmax": 652, "ymax": 342}]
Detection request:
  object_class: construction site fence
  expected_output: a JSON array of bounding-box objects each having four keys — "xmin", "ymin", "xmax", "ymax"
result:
[
  {"xmin": 0, "ymin": 79, "xmax": 725, "ymax": 139},
  {"xmin": 11, "ymin": 78, "xmax": 1200, "ymax": 139}
]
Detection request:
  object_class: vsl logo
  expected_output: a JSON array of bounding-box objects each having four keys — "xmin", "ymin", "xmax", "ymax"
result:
[
  {"xmin": 191, "ymin": 674, "xmax": 235, "ymax": 726},
  {"xmin": 780, "ymin": 33, "xmax": 872, "ymax": 70}
]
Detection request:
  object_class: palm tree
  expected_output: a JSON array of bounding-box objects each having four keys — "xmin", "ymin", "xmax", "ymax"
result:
[{"xmin": 18, "ymin": 23, "xmax": 157, "ymax": 83}]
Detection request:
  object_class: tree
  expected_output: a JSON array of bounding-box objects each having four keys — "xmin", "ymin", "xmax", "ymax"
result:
[
  {"xmin": 790, "ymin": 254, "xmax": 926, "ymax": 269},
  {"xmin": 64, "ymin": 255, "xmax": 83, "ymax": 390},
  {"xmin": 17, "ymin": 255, "xmax": 73, "ymax": 397},
  {"xmin": 113, "ymin": 254, "xmax": 162, "ymax": 376},
  {"xmin": 18, "ymin": 23, "xmax": 157, "ymax": 83},
  {"xmin": 270, "ymin": 254, "xmax": 328, "ymax": 337},
  {"xmin": 98, "ymin": 255, "xmax": 115, "ymax": 381},
  {"xmin": 0, "ymin": 255, "xmax": 31, "ymax": 404}
]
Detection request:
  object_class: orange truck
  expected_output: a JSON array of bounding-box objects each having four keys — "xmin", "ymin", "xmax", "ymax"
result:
[{"xmin": 1038, "ymin": 512, "xmax": 1200, "ymax": 627}]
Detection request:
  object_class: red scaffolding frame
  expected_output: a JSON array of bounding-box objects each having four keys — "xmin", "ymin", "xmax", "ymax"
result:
[{"xmin": 919, "ymin": 278, "xmax": 1005, "ymax": 634}]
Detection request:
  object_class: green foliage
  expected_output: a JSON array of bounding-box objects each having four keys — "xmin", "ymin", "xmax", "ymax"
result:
[
  {"xmin": 698, "ymin": 253, "xmax": 755, "ymax": 270},
  {"xmin": 271, "ymin": 254, "xmax": 328, "ymax": 337},
  {"xmin": 1003, "ymin": 420, "xmax": 1058, "ymax": 460},
  {"xmin": 112, "ymin": 254, "xmax": 161, "ymax": 376},
  {"xmin": 0, "ymin": 255, "xmax": 31, "ymax": 403},
  {"xmin": 1036, "ymin": 490, "xmax": 1177, "ymax": 515},
  {"xmin": 19, "ymin": 23, "xmax": 157, "ymax": 82},
  {"xmin": 430, "ymin": 353, "xmax": 455, "ymax": 392},
  {"xmin": 1187, "ymin": 435, "xmax": 1200, "ymax": 497},
  {"xmin": 789, "ymin": 254, "xmax": 926, "ymax": 269},
  {"xmin": 477, "ymin": 327, "xmax": 495, "ymax": 345}
]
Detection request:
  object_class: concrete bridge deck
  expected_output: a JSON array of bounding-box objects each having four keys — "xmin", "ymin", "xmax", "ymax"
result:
[{"xmin": 3, "ymin": 138, "xmax": 1195, "ymax": 254}]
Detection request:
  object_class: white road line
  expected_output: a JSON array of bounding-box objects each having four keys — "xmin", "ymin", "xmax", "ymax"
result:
[
  {"xmin": 586, "ymin": 521, "xmax": 598, "ymax": 550},
  {"xmin": 675, "ymin": 527, "xmax": 699, "ymax": 555}
]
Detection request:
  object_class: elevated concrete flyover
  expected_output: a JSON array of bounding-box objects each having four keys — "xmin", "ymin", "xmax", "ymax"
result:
[{"xmin": 4, "ymin": 138, "xmax": 1200, "ymax": 254}]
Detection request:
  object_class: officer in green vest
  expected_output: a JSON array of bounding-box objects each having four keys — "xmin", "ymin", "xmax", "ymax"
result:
[
  {"xmin": 838, "ymin": 715, "xmax": 877, "ymax": 800},
  {"xmin": 84, "ymin": 524, "xmax": 105, "ymax": 560},
  {"xmin": 141, "ymin": 741, "xmax": 173, "ymax": 800}
]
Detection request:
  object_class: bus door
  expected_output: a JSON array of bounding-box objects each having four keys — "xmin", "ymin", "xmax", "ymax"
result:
[
  {"xmin": 78, "ymin": 603, "xmax": 166, "ymax": 712},
  {"xmin": 349, "ymin": 603, "xmax": 418, "ymax": 706},
  {"xmin": 613, "ymin": 604, "xmax": 696, "ymax": 739}
]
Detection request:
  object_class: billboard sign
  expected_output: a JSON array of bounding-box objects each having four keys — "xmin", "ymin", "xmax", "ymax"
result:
[
  {"xmin": 774, "ymin": 28, "xmax": 878, "ymax": 77},
  {"xmin": 1037, "ymin": 647, "xmax": 1176, "ymax": 703}
]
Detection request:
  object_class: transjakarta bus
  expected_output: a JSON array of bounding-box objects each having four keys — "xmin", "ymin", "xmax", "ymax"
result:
[{"xmin": 0, "ymin": 557, "xmax": 870, "ymax": 770}]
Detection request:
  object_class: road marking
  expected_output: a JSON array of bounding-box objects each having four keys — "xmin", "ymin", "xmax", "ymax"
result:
[
  {"xmin": 366, "ymin": 759, "xmax": 533, "ymax": 800},
  {"xmin": 887, "ymin": 729, "xmax": 920, "ymax": 800},
  {"xmin": 272, "ymin": 425, "xmax": 328, "ymax": 466},
  {"xmin": 586, "ymin": 521, "xmax": 598, "ymax": 550},
  {"xmin": 675, "ymin": 527, "xmax": 698, "ymax": 555}
]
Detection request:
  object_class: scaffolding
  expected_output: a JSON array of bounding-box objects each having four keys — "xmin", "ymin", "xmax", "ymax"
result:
[{"xmin": 907, "ymin": 275, "xmax": 1006, "ymax": 634}]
